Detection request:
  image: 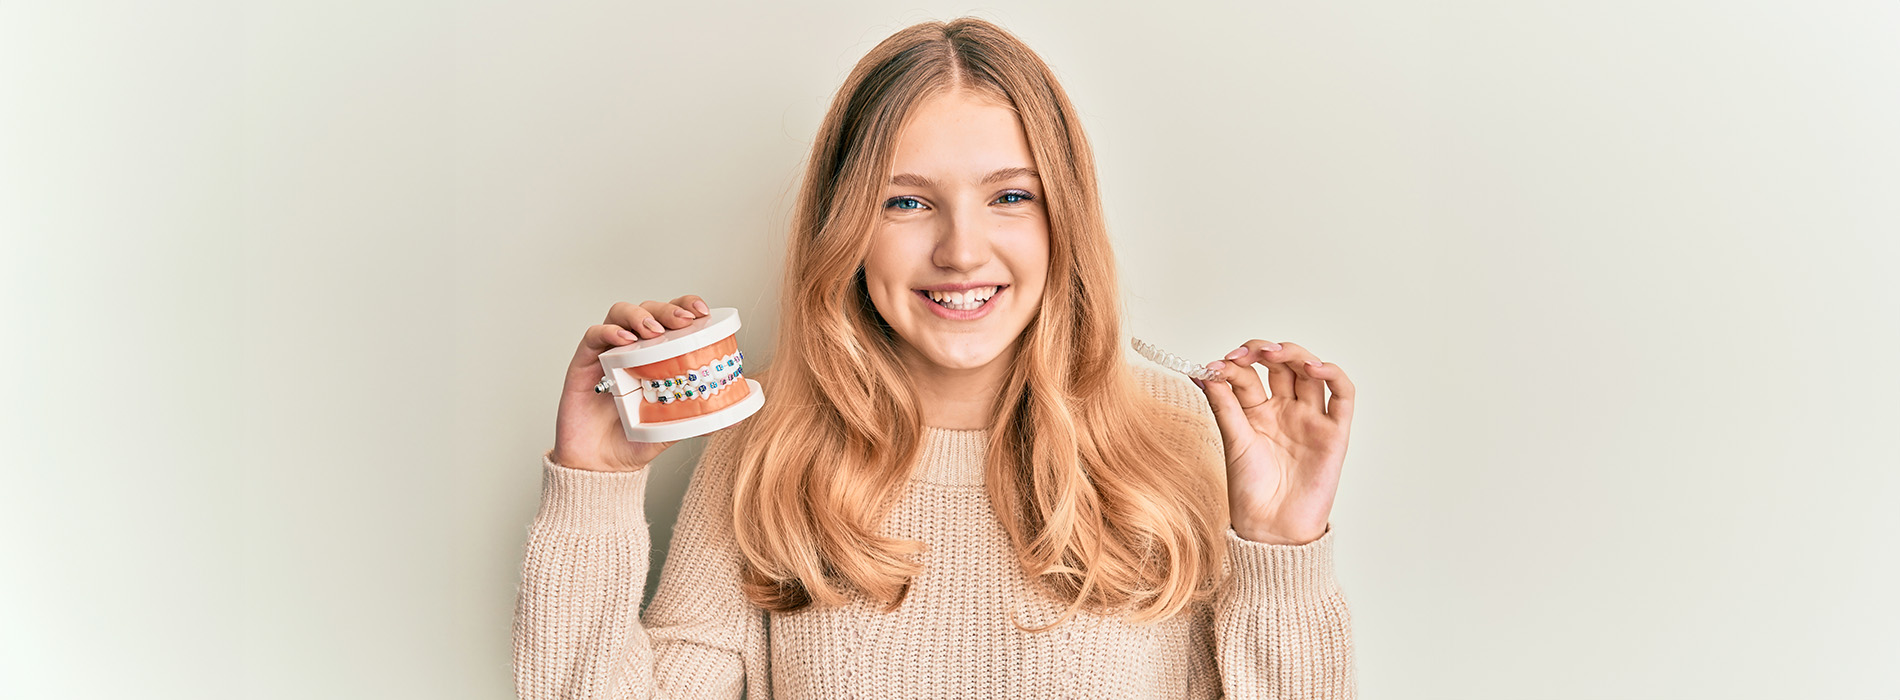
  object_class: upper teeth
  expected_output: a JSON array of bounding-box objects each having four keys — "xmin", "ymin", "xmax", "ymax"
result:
[{"xmin": 926, "ymin": 286, "xmax": 998, "ymax": 307}]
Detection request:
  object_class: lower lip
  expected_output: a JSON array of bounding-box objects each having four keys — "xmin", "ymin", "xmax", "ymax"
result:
[{"xmin": 916, "ymin": 286, "xmax": 1005, "ymax": 321}]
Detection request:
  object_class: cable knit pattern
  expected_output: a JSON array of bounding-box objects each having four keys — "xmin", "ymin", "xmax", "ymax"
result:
[{"xmin": 513, "ymin": 362, "xmax": 1355, "ymax": 698}]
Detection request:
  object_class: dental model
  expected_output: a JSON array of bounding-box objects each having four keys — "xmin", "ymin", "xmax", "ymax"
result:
[
  {"xmin": 596, "ymin": 307, "xmax": 766, "ymax": 443},
  {"xmin": 1131, "ymin": 336, "xmax": 1226, "ymax": 383}
]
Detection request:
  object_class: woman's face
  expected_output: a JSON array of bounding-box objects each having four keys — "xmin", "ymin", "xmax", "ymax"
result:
[{"xmin": 863, "ymin": 89, "xmax": 1050, "ymax": 375}]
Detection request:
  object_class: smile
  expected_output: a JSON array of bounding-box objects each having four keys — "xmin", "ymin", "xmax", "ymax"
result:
[{"xmin": 914, "ymin": 284, "xmax": 1007, "ymax": 320}]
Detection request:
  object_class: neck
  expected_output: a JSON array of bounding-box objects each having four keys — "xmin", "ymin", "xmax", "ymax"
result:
[{"xmin": 898, "ymin": 342, "xmax": 1018, "ymax": 430}]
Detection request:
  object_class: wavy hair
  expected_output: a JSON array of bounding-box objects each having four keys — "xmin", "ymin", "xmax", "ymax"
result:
[{"xmin": 728, "ymin": 17, "xmax": 1230, "ymax": 632}]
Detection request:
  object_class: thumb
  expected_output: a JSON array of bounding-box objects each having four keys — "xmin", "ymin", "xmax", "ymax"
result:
[{"xmin": 1194, "ymin": 373, "xmax": 1249, "ymax": 458}]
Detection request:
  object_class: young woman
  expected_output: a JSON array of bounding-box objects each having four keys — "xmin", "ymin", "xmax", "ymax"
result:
[{"xmin": 518, "ymin": 17, "xmax": 1357, "ymax": 699}]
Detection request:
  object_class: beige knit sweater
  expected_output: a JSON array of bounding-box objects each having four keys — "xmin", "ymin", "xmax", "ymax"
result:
[{"xmin": 513, "ymin": 364, "xmax": 1355, "ymax": 699}]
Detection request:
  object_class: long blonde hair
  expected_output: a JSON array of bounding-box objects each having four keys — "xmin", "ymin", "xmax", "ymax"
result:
[{"xmin": 729, "ymin": 17, "xmax": 1229, "ymax": 631}]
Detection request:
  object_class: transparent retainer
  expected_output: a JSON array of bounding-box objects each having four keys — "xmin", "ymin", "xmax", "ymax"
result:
[{"xmin": 1131, "ymin": 336, "xmax": 1225, "ymax": 382}]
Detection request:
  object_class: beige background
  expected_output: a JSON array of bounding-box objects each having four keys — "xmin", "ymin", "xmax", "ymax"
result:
[{"xmin": 3, "ymin": 1, "xmax": 1896, "ymax": 698}]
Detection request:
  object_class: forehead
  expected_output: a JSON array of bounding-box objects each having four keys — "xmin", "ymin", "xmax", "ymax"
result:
[{"xmin": 889, "ymin": 90, "xmax": 1033, "ymax": 177}]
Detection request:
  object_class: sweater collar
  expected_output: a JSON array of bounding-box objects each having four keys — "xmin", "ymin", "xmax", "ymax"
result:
[{"xmin": 912, "ymin": 426, "xmax": 990, "ymax": 487}]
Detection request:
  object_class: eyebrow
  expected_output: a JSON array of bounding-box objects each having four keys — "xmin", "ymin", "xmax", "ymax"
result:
[{"xmin": 889, "ymin": 167, "xmax": 1040, "ymax": 188}]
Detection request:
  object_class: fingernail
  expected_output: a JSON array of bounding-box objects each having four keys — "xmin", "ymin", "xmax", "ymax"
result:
[
  {"xmin": 1305, "ymin": 359, "xmax": 1322, "ymax": 368},
  {"xmin": 693, "ymin": 301, "xmax": 708, "ymax": 315},
  {"xmin": 617, "ymin": 330, "xmax": 637, "ymax": 341},
  {"xmin": 1266, "ymin": 342, "xmax": 1283, "ymax": 352},
  {"xmin": 675, "ymin": 308, "xmax": 695, "ymax": 320},
  {"xmin": 1224, "ymin": 347, "xmax": 1247, "ymax": 360},
  {"xmin": 1206, "ymin": 360, "xmax": 1226, "ymax": 371},
  {"xmin": 645, "ymin": 319, "xmax": 665, "ymax": 334}
]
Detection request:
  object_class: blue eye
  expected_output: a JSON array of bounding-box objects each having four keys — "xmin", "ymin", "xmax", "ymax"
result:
[
  {"xmin": 995, "ymin": 190, "xmax": 1034, "ymax": 205},
  {"xmin": 885, "ymin": 196, "xmax": 925, "ymax": 210}
]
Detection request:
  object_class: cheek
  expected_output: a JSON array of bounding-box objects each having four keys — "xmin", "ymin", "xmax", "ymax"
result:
[
  {"xmin": 1008, "ymin": 227, "xmax": 1052, "ymax": 289},
  {"xmin": 1016, "ymin": 249, "xmax": 1051, "ymax": 314},
  {"xmin": 862, "ymin": 233, "xmax": 916, "ymax": 305},
  {"xmin": 862, "ymin": 230, "xmax": 897, "ymax": 280}
]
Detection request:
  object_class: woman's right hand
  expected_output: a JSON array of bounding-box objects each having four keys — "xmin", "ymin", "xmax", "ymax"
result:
[{"xmin": 550, "ymin": 295, "xmax": 712, "ymax": 472}]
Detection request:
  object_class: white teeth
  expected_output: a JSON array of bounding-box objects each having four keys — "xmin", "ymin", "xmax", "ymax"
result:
[
  {"xmin": 924, "ymin": 286, "xmax": 999, "ymax": 310},
  {"xmin": 640, "ymin": 352, "xmax": 744, "ymax": 404}
]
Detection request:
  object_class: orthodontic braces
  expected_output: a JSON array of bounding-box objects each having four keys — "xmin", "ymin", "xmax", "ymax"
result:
[{"xmin": 640, "ymin": 351, "xmax": 745, "ymax": 404}]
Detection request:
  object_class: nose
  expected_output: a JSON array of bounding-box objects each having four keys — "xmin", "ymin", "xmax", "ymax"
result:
[{"xmin": 931, "ymin": 206, "xmax": 993, "ymax": 272}]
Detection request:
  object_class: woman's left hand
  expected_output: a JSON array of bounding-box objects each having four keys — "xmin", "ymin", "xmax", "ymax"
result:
[{"xmin": 1193, "ymin": 340, "xmax": 1355, "ymax": 546}]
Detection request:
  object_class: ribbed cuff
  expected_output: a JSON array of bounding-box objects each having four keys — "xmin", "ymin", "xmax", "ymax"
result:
[
  {"xmin": 1225, "ymin": 523, "xmax": 1341, "ymax": 604},
  {"xmin": 534, "ymin": 449, "xmax": 651, "ymax": 533}
]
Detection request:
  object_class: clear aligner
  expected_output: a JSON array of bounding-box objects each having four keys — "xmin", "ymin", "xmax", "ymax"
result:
[
  {"xmin": 641, "ymin": 351, "xmax": 745, "ymax": 404},
  {"xmin": 1131, "ymin": 337, "xmax": 1224, "ymax": 382}
]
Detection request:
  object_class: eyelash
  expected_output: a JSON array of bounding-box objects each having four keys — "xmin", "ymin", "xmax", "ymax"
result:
[{"xmin": 884, "ymin": 189, "xmax": 1036, "ymax": 211}]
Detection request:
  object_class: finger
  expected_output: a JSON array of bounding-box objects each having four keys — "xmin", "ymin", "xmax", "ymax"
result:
[
  {"xmin": 1193, "ymin": 367, "xmax": 1250, "ymax": 459},
  {"xmin": 1260, "ymin": 340, "xmax": 1325, "ymax": 406},
  {"xmin": 604, "ymin": 301, "xmax": 669, "ymax": 338},
  {"xmin": 1310, "ymin": 360, "xmax": 1356, "ymax": 423},
  {"xmin": 672, "ymin": 294, "xmax": 710, "ymax": 317},
  {"xmin": 1206, "ymin": 358, "xmax": 1269, "ymax": 411},
  {"xmin": 574, "ymin": 323, "xmax": 639, "ymax": 365},
  {"xmin": 641, "ymin": 300, "xmax": 698, "ymax": 329},
  {"xmin": 1225, "ymin": 340, "xmax": 1296, "ymax": 401},
  {"xmin": 1219, "ymin": 339, "xmax": 1288, "ymax": 407}
]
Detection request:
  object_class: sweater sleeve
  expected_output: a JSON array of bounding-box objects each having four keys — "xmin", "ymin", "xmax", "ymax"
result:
[
  {"xmin": 1130, "ymin": 362, "xmax": 1358, "ymax": 698},
  {"xmin": 512, "ymin": 429, "xmax": 771, "ymax": 700},
  {"xmin": 1212, "ymin": 525, "xmax": 1356, "ymax": 698}
]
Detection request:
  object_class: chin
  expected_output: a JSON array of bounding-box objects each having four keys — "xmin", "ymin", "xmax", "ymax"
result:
[{"xmin": 919, "ymin": 341, "xmax": 1011, "ymax": 371}]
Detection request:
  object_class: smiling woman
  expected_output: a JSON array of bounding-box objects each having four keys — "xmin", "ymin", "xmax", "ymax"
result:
[
  {"xmin": 728, "ymin": 18, "xmax": 1238, "ymax": 631},
  {"xmin": 516, "ymin": 16, "xmax": 1356, "ymax": 700}
]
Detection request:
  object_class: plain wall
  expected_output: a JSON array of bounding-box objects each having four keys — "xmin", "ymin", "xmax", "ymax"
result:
[{"xmin": 3, "ymin": 1, "xmax": 1895, "ymax": 698}]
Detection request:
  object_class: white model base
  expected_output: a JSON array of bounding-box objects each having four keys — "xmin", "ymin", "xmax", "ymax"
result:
[{"xmin": 617, "ymin": 379, "xmax": 766, "ymax": 444}]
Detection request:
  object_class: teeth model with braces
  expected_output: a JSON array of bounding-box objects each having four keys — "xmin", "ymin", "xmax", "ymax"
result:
[{"xmin": 596, "ymin": 307, "xmax": 767, "ymax": 443}]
